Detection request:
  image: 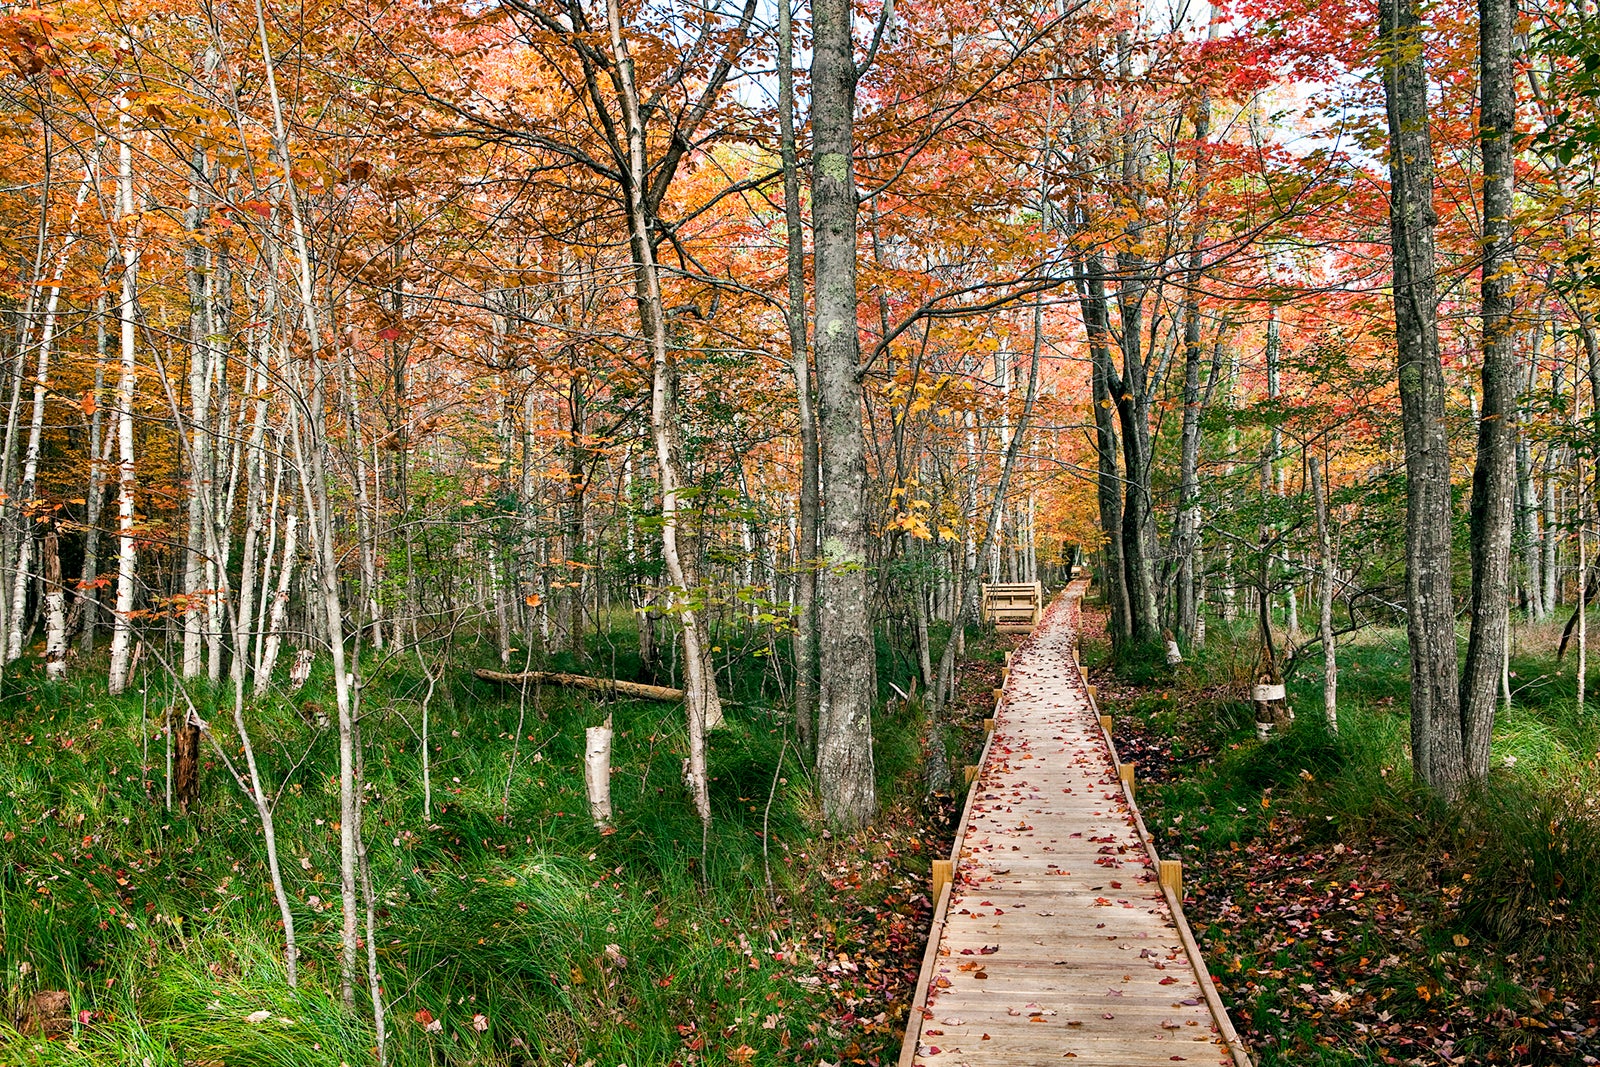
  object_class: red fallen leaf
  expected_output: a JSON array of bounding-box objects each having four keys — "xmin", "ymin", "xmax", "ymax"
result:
[
  {"xmin": 1160, "ymin": 977, "xmax": 1178, "ymax": 985},
  {"xmin": 414, "ymin": 1009, "xmax": 435, "ymax": 1027},
  {"xmin": 1103, "ymin": 1012, "xmax": 1116, "ymax": 1019},
  {"xmin": 980, "ymin": 945, "xmax": 1000, "ymax": 954}
]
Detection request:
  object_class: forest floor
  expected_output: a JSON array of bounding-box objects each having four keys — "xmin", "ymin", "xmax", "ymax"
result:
[
  {"xmin": 0, "ymin": 621, "xmax": 1011, "ymax": 1067},
  {"xmin": 1083, "ymin": 604, "xmax": 1600, "ymax": 1067}
]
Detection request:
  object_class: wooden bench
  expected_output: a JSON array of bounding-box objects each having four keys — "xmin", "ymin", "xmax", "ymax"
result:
[{"xmin": 980, "ymin": 581, "xmax": 1041, "ymax": 632}]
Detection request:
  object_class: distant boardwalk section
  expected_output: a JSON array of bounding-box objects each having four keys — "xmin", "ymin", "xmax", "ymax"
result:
[{"xmin": 901, "ymin": 582, "xmax": 1251, "ymax": 1067}]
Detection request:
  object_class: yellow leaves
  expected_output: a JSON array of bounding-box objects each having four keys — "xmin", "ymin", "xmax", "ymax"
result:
[
  {"xmin": 886, "ymin": 512, "xmax": 933, "ymax": 540},
  {"xmin": 886, "ymin": 492, "xmax": 936, "ymax": 540}
]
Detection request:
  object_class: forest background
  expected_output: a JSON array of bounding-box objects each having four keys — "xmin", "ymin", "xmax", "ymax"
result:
[{"xmin": 4, "ymin": 0, "xmax": 1600, "ymax": 1062}]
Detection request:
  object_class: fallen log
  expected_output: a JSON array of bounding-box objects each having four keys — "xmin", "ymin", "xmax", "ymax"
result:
[{"xmin": 472, "ymin": 668, "xmax": 684, "ymax": 702}]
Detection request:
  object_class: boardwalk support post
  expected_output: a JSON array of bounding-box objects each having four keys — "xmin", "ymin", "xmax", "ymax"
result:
[
  {"xmin": 932, "ymin": 859, "xmax": 952, "ymax": 902},
  {"xmin": 1160, "ymin": 859, "xmax": 1183, "ymax": 899},
  {"xmin": 963, "ymin": 765, "xmax": 979, "ymax": 786},
  {"xmin": 1086, "ymin": 683, "xmax": 1098, "ymax": 702},
  {"xmin": 983, "ymin": 718, "xmax": 994, "ymax": 735},
  {"xmin": 1119, "ymin": 762, "xmax": 1136, "ymax": 796},
  {"xmin": 1099, "ymin": 713, "xmax": 1112, "ymax": 733}
]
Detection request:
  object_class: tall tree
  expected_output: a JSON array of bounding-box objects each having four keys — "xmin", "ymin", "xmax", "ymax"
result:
[
  {"xmin": 1378, "ymin": 0, "xmax": 1464, "ymax": 791},
  {"xmin": 778, "ymin": 0, "xmax": 819, "ymax": 759},
  {"xmin": 1457, "ymin": 0, "xmax": 1518, "ymax": 779},
  {"xmin": 811, "ymin": 0, "xmax": 876, "ymax": 829}
]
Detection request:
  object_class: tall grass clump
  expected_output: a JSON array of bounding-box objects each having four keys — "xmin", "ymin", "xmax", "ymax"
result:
[{"xmin": 0, "ymin": 620, "xmax": 946, "ymax": 1066}]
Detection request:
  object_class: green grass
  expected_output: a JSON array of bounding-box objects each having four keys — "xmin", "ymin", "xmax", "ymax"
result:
[{"xmin": 0, "ymin": 620, "xmax": 979, "ymax": 1065}]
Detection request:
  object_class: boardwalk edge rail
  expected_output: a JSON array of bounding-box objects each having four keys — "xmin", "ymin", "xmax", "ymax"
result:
[
  {"xmin": 895, "ymin": 590, "xmax": 1255, "ymax": 1067},
  {"xmin": 895, "ymin": 671, "xmax": 1000, "ymax": 1067}
]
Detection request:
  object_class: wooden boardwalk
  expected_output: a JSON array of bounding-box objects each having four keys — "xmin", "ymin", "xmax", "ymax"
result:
[{"xmin": 902, "ymin": 584, "xmax": 1250, "ymax": 1067}]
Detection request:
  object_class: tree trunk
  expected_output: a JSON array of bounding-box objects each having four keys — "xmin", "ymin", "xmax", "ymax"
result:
[
  {"xmin": 1516, "ymin": 413, "xmax": 1543, "ymax": 618},
  {"xmin": 811, "ymin": 0, "xmax": 877, "ymax": 829},
  {"xmin": 182, "ymin": 147, "xmax": 213, "ymax": 682},
  {"xmin": 256, "ymin": 508, "xmax": 297, "ymax": 697},
  {"xmin": 1077, "ymin": 259, "xmax": 1131, "ymax": 647},
  {"xmin": 108, "ymin": 96, "xmax": 141, "ymax": 698},
  {"xmin": 43, "ymin": 531, "xmax": 65, "ymax": 681},
  {"xmin": 253, "ymin": 0, "xmax": 364, "ymax": 1000},
  {"xmin": 605, "ymin": 0, "xmax": 716, "ymax": 832},
  {"xmin": 778, "ymin": 0, "xmax": 819, "ymax": 759},
  {"xmin": 585, "ymin": 722, "xmax": 614, "ymax": 827},
  {"xmin": 80, "ymin": 296, "xmax": 110, "ymax": 653},
  {"xmin": 1175, "ymin": 39, "xmax": 1214, "ymax": 647},
  {"xmin": 1309, "ymin": 455, "xmax": 1337, "ymax": 730},
  {"xmin": 1380, "ymin": 0, "xmax": 1464, "ymax": 792},
  {"xmin": 1456, "ymin": 0, "xmax": 1517, "ymax": 781},
  {"xmin": 9, "ymin": 158, "xmax": 96, "ymax": 663}
]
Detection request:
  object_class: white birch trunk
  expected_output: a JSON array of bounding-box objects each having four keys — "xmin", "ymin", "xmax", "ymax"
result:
[
  {"xmin": 81, "ymin": 295, "xmax": 111, "ymax": 653},
  {"xmin": 43, "ymin": 532, "xmax": 65, "ymax": 680},
  {"xmin": 1310, "ymin": 455, "xmax": 1338, "ymax": 731},
  {"xmin": 181, "ymin": 147, "xmax": 212, "ymax": 681},
  {"xmin": 256, "ymin": 512, "xmax": 299, "ymax": 701},
  {"xmin": 585, "ymin": 723, "xmax": 613, "ymax": 827},
  {"xmin": 7, "ymin": 157, "xmax": 96, "ymax": 661},
  {"xmin": 107, "ymin": 95, "xmax": 141, "ymax": 697}
]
